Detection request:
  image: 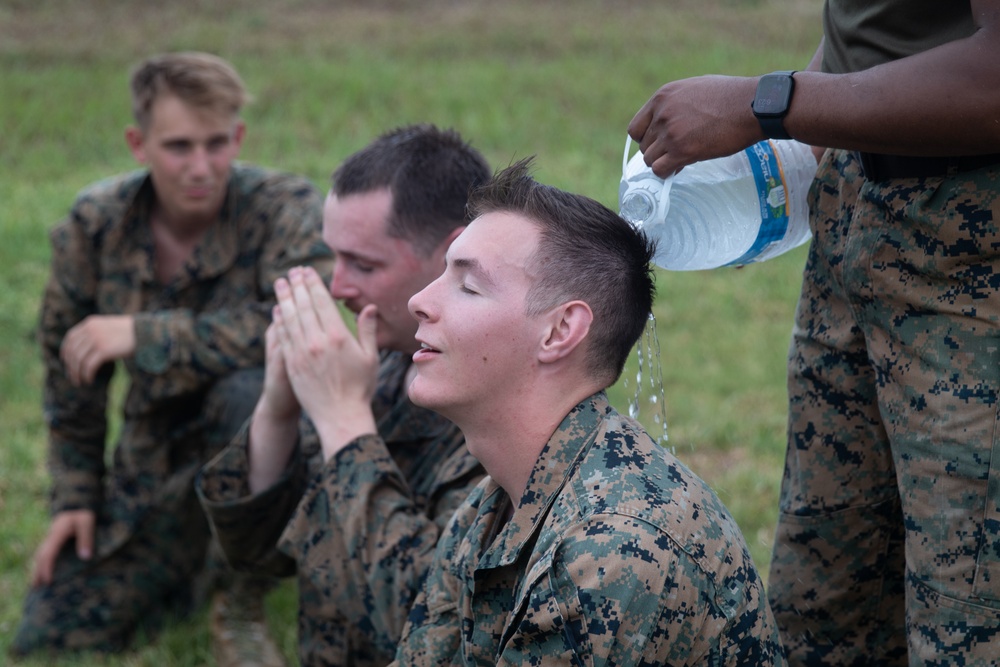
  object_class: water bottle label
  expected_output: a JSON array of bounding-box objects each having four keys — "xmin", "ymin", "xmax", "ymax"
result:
[{"xmin": 725, "ymin": 141, "xmax": 789, "ymax": 266}]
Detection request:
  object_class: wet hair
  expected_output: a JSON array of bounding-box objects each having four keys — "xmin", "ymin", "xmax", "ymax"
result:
[
  {"xmin": 331, "ymin": 124, "xmax": 491, "ymax": 257},
  {"xmin": 467, "ymin": 157, "xmax": 657, "ymax": 386},
  {"xmin": 129, "ymin": 51, "xmax": 248, "ymax": 129}
]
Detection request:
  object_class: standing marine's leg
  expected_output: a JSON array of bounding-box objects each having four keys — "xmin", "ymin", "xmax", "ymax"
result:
[
  {"xmin": 769, "ymin": 150, "xmax": 908, "ymax": 666},
  {"xmin": 853, "ymin": 164, "xmax": 1000, "ymax": 666}
]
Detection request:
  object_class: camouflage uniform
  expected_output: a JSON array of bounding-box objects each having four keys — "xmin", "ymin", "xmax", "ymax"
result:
[
  {"xmin": 393, "ymin": 392, "xmax": 785, "ymax": 666},
  {"xmin": 768, "ymin": 149, "xmax": 1000, "ymax": 665},
  {"xmin": 12, "ymin": 165, "xmax": 331, "ymax": 654},
  {"xmin": 197, "ymin": 350, "xmax": 486, "ymax": 666}
]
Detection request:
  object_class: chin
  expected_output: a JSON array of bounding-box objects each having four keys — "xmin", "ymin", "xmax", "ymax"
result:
[{"xmin": 407, "ymin": 381, "xmax": 450, "ymax": 415}]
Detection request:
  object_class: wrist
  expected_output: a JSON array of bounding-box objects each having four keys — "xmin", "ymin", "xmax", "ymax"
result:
[
  {"xmin": 751, "ymin": 70, "xmax": 796, "ymax": 140},
  {"xmin": 314, "ymin": 409, "xmax": 378, "ymax": 462}
]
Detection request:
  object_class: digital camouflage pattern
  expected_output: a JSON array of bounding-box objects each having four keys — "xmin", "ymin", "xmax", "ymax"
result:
[
  {"xmin": 12, "ymin": 165, "xmax": 331, "ymax": 654},
  {"xmin": 769, "ymin": 148, "xmax": 1000, "ymax": 666},
  {"xmin": 197, "ymin": 350, "xmax": 486, "ymax": 667},
  {"xmin": 394, "ymin": 392, "xmax": 785, "ymax": 666}
]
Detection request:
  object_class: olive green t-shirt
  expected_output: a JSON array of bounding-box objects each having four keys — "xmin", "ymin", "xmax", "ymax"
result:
[{"xmin": 823, "ymin": 0, "xmax": 975, "ymax": 74}]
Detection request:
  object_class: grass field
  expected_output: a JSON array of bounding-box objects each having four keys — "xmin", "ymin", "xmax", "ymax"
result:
[{"xmin": 0, "ymin": 1, "xmax": 822, "ymax": 663}]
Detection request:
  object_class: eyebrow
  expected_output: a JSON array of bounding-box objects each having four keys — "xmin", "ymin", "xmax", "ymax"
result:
[
  {"xmin": 333, "ymin": 248, "xmax": 383, "ymax": 266},
  {"xmin": 451, "ymin": 256, "xmax": 498, "ymax": 289}
]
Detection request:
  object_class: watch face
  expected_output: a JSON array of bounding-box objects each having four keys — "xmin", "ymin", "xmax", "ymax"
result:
[{"xmin": 754, "ymin": 75, "xmax": 793, "ymax": 116}]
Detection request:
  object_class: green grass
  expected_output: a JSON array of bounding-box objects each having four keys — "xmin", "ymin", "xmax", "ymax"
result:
[{"xmin": 0, "ymin": 0, "xmax": 822, "ymax": 663}]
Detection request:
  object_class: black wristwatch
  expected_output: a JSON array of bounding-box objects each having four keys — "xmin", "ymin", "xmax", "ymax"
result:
[{"xmin": 751, "ymin": 70, "xmax": 796, "ymax": 140}]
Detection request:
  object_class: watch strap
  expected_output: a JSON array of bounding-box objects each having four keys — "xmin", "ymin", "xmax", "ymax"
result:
[{"xmin": 758, "ymin": 115, "xmax": 792, "ymax": 141}]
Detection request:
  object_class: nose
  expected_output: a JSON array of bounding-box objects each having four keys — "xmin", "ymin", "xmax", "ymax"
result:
[
  {"xmin": 329, "ymin": 261, "xmax": 358, "ymax": 299},
  {"xmin": 189, "ymin": 145, "xmax": 211, "ymax": 178},
  {"xmin": 408, "ymin": 282, "xmax": 434, "ymax": 322}
]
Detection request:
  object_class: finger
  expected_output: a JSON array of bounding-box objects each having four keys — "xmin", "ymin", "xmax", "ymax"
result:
[
  {"xmin": 60, "ymin": 332, "xmax": 83, "ymax": 387},
  {"xmin": 286, "ymin": 267, "xmax": 325, "ymax": 340},
  {"xmin": 303, "ymin": 267, "xmax": 348, "ymax": 336},
  {"xmin": 274, "ymin": 275, "xmax": 304, "ymax": 341},
  {"xmin": 355, "ymin": 304, "xmax": 379, "ymax": 358},
  {"xmin": 264, "ymin": 319, "xmax": 283, "ymax": 360},
  {"xmin": 32, "ymin": 539, "xmax": 56, "ymax": 587},
  {"xmin": 79, "ymin": 352, "xmax": 101, "ymax": 387},
  {"xmin": 271, "ymin": 302, "xmax": 291, "ymax": 349},
  {"xmin": 651, "ymin": 153, "xmax": 681, "ymax": 179},
  {"xmin": 628, "ymin": 100, "xmax": 653, "ymax": 142},
  {"xmin": 31, "ymin": 527, "xmax": 66, "ymax": 587},
  {"xmin": 75, "ymin": 513, "xmax": 94, "ymax": 561}
]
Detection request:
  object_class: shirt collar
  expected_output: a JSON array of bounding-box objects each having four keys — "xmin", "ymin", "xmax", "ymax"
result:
[{"xmin": 476, "ymin": 391, "xmax": 609, "ymax": 569}]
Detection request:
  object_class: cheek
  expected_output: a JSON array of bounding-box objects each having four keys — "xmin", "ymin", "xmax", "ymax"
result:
[{"xmin": 210, "ymin": 155, "xmax": 234, "ymax": 174}]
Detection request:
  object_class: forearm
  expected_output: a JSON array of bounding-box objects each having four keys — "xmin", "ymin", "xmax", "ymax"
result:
[
  {"xmin": 247, "ymin": 403, "xmax": 300, "ymax": 494},
  {"xmin": 784, "ymin": 27, "xmax": 1000, "ymax": 155},
  {"xmin": 131, "ymin": 306, "xmax": 270, "ymax": 399},
  {"xmin": 41, "ymin": 356, "xmax": 112, "ymax": 512},
  {"xmin": 197, "ymin": 426, "xmax": 306, "ymax": 577}
]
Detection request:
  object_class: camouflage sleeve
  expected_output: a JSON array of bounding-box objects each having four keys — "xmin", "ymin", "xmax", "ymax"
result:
[
  {"xmin": 278, "ymin": 434, "xmax": 460, "ymax": 652},
  {"xmin": 196, "ymin": 419, "xmax": 311, "ymax": 578},
  {"xmin": 38, "ymin": 216, "xmax": 111, "ymax": 514},
  {"xmin": 132, "ymin": 177, "xmax": 332, "ymax": 400},
  {"xmin": 392, "ymin": 494, "xmax": 478, "ymax": 666}
]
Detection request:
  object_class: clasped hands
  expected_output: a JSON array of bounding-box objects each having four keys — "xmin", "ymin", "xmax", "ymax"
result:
[{"xmin": 261, "ymin": 266, "xmax": 380, "ymax": 461}]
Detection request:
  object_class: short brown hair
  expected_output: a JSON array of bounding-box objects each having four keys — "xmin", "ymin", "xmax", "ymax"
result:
[
  {"xmin": 331, "ymin": 124, "xmax": 491, "ymax": 257},
  {"xmin": 129, "ymin": 51, "xmax": 248, "ymax": 129},
  {"xmin": 468, "ymin": 158, "xmax": 657, "ymax": 386}
]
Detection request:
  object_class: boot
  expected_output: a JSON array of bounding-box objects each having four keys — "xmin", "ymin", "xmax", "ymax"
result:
[{"xmin": 210, "ymin": 576, "xmax": 287, "ymax": 667}]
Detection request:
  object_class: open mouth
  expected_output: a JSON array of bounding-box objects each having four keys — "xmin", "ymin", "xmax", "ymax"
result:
[{"xmin": 413, "ymin": 340, "xmax": 441, "ymax": 362}]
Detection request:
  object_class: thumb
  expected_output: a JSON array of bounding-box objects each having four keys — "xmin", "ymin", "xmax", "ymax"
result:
[{"xmin": 356, "ymin": 304, "xmax": 379, "ymax": 356}]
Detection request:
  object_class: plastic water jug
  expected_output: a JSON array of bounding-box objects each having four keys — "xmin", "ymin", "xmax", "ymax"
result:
[{"xmin": 619, "ymin": 137, "xmax": 817, "ymax": 270}]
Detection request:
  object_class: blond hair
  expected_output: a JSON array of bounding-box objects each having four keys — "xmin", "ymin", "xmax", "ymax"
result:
[{"xmin": 129, "ymin": 51, "xmax": 248, "ymax": 129}]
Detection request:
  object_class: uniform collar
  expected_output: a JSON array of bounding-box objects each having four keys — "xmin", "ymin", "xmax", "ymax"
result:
[
  {"xmin": 120, "ymin": 169, "xmax": 242, "ymax": 288},
  {"xmin": 476, "ymin": 391, "xmax": 609, "ymax": 569}
]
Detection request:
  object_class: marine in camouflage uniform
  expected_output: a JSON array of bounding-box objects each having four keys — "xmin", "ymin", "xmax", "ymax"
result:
[
  {"xmin": 626, "ymin": 1, "xmax": 1000, "ymax": 663},
  {"xmin": 389, "ymin": 161, "xmax": 784, "ymax": 666},
  {"xmin": 768, "ymin": 149, "xmax": 1000, "ymax": 664},
  {"xmin": 198, "ymin": 123, "xmax": 492, "ymax": 665},
  {"xmin": 12, "ymin": 164, "xmax": 330, "ymax": 654},
  {"xmin": 197, "ymin": 350, "xmax": 485, "ymax": 666},
  {"xmin": 761, "ymin": 3, "xmax": 1000, "ymax": 665},
  {"xmin": 393, "ymin": 393, "xmax": 785, "ymax": 666}
]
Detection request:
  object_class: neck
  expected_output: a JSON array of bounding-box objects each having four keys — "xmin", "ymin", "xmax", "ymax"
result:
[
  {"xmin": 153, "ymin": 201, "xmax": 219, "ymax": 240},
  {"xmin": 458, "ymin": 376, "xmax": 600, "ymax": 503},
  {"xmin": 150, "ymin": 205, "xmax": 215, "ymax": 283}
]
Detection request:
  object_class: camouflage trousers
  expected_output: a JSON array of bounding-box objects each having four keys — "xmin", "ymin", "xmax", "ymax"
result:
[
  {"xmin": 12, "ymin": 368, "xmax": 267, "ymax": 656},
  {"xmin": 768, "ymin": 149, "xmax": 1000, "ymax": 666}
]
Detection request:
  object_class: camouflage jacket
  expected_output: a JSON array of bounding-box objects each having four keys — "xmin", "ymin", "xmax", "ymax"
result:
[
  {"xmin": 38, "ymin": 165, "xmax": 330, "ymax": 540},
  {"xmin": 197, "ymin": 351, "xmax": 486, "ymax": 666},
  {"xmin": 394, "ymin": 392, "xmax": 786, "ymax": 666}
]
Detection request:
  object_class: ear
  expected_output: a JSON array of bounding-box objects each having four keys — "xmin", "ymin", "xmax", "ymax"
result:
[
  {"xmin": 427, "ymin": 225, "xmax": 465, "ymax": 266},
  {"xmin": 125, "ymin": 126, "xmax": 146, "ymax": 164},
  {"xmin": 538, "ymin": 300, "xmax": 592, "ymax": 364},
  {"xmin": 232, "ymin": 119, "xmax": 246, "ymax": 152},
  {"xmin": 442, "ymin": 225, "xmax": 465, "ymax": 249}
]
